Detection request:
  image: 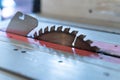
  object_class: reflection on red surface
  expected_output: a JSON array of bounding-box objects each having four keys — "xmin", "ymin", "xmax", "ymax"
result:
[
  {"xmin": 0, "ymin": 31, "xmax": 120, "ymax": 64},
  {"xmin": 5, "ymin": 31, "xmax": 95, "ymax": 56}
]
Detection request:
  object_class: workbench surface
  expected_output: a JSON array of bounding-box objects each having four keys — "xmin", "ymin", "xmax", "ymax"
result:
[{"xmin": 0, "ymin": 16, "xmax": 120, "ymax": 80}]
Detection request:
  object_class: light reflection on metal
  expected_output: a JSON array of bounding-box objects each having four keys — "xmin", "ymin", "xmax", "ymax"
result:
[
  {"xmin": 2, "ymin": 0, "xmax": 16, "ymax": 8},
  {"xmin": 2, "ymin": 7, "xmax": 15, "ymax": 18},
  {"xmin": 0, "ymin": 9, "xmax": 1, "ymax": 21},
  {"xmin": 1, "ymin": 0, "xmax": 16, "ymax": 18}
]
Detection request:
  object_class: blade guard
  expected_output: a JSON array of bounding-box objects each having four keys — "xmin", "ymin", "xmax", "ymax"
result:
[{"xmin": 6, "ymin": 12, "xmax": 38, "ymax": 36}]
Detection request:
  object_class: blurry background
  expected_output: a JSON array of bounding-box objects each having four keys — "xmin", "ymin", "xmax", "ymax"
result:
[
  {"xmin": 41, "ymin": 0, "xmax": 120, "ymax": 28},
  {"xmin": 0, "ymin": 0, "xmax": 120, "ymax": 28},
  {"xmin": 0, "ymin": 0, "xmax": 40, "ymax": 20}
]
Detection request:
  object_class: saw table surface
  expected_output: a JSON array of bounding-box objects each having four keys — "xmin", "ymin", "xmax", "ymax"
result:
[{"xmin": 0, "ymin": 16, "xmax": 120, "ymax": 80}]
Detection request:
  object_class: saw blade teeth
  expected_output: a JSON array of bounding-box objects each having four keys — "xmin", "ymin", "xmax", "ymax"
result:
[
  {"xmin": 33, "ymin": 32, "xmax": 37, "ymax": 38},
  {"xmin": 57, "ymin": 26, "xmax": 63, "ymax": 31},
  {"xmin": 78, "ymin": 34, "xmax": 86, "ymax": 39},
  {"xmin": 38, "ymin": 29, "xmax": 43, "ymax": 35},
  {"xmin": 91, "ymin": 46, "xmax": 100, "ymax": 52},
  {"xmin": 32, "ymin": 26, "xmax": 100, "ymax": 52},
  {"xmin": 44, "ymin": 26, "xmax": 49, "ymax": 33},
  {"xmin": 86, "ymin": 40, "xmax": 93, "ymax": 44},
  {"xmin": 71, "ymin": 31, "xmax": 78, "ymax": 35},
  {"xmin": 64, "ymin": 28, "xmax": 70, "ymax": 33},
  {"xmin": 50, "ymin": 26, "xmax": 55, "ymax": 31}
]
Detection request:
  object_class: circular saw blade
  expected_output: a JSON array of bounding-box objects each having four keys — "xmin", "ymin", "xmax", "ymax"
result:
[{"xmin": 33, "ymin": 26, "xmax": 99, "ymax": 52}]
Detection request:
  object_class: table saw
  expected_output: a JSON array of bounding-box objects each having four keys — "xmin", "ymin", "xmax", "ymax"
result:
[{"xmin": 0, "ymin": 12, "xmax": 120, "ymax": 80}]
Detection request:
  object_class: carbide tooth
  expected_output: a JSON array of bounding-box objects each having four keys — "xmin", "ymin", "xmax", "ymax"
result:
[
  {"xmin": 39, "ymin": 29, "xmax": 42, "ymax": 35},
  {"xmin": 57, "ymin": 26, "xmax": 63, "ymax": 31},
  {"xmin": 86, "ymin": 40, "xmax": 93, "ymax": 44},
  {"xmin": 64, "ymin": 28, "xmax": 70, "ymax": 33},
  {"xmin": 33, "ymin": 32, "xmax": 37, "ymax": 38},
  {"xmin": 71, "ymin": 31, "xmax": 78, "ymax": 35},
  {"xmin": 92, "ymin": 46, "xmax": 100, "ymax": 52},
  {"xmin": 50, "ymin": 26, "xmax": 55, "ymax": 31},
  {"xmin": 44, "ymin": 26, "xmax": 49, "ymax": 33},
  {"xmin": 78, "ymin": 34, "xmax": 86, "ymax": 39}
]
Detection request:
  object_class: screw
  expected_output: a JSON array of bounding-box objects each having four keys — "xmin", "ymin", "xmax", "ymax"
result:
[
  {"xmin": 21, "ymin": 51, "xmax": 26, "ymax": 53},
  {"xmin": 104, "ymin": 72, "xmax": 110, "ymax": 77},
  {"xmin": 58, "ymin": 61, "xmax": 63, "ymax": 63},
  {"xmin": 114, "ymin": 45, "xmax": 118, "ymax": 47},
  {"xmin": 13, "ymin": 48, "xmax": 18, "ymax": 51}
]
